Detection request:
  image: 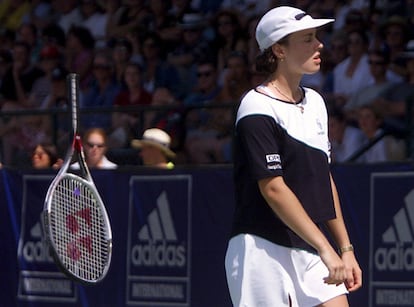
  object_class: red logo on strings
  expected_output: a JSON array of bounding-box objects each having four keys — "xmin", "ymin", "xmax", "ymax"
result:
[{"xmin": 66, "ymin": 208, "xmax": 92, "ymax": 260}]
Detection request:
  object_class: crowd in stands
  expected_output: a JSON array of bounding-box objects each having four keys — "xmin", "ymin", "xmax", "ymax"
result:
[{"xmin": 0, "ymin": 0, "xmax": 413, "ymax": 168}]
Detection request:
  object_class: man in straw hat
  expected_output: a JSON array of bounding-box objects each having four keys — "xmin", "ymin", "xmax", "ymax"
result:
[{"xmin": 131, "ymin": 128, "xmax": 176, "ymax": 169}]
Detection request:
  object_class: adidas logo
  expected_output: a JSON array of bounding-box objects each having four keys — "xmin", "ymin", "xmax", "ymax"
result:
[
  {"xmin": 131, "ymin": 191, "xmax": 186, "ymax": 267},
  {"xmin": 374, "ymin": 189, "xmax": 414, "ymax": 271},
  {"xmin": 20, "ymin": 222, "xmax": 53, "ymax": 263}
]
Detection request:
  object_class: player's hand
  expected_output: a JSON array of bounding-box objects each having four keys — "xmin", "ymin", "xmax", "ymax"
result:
[
  {"xmin": 341, "ymin": 251, "xmax": 362, "ymax": 292},
  {"xmin": 319, "ymin": 247, "xmax": 347, "ymax": 286}
]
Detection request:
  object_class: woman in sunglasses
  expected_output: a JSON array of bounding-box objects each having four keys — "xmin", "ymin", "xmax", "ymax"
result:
[{"xmin": 72, "ymin": 127, "xmax": 117, "ymax": 169}]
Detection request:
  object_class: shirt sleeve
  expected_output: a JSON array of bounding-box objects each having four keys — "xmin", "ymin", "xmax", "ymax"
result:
[{"xmin": 236, "ymin": 114, "xmax": 284, "ymax": 180}]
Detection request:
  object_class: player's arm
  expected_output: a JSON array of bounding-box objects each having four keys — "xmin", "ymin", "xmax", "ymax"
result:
[
  {"xmin": 258, "ymin": 176, "xmax": 346, "ymax": 285},
  {"xmin": 324, "ymin": 173, "xmax": 362, "ymax": 291}
]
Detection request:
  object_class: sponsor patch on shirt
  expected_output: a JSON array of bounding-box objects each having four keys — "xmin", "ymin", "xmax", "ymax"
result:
[{"xmin": 266, "ymin": 154, "xmax": 281, "ymax": 163}]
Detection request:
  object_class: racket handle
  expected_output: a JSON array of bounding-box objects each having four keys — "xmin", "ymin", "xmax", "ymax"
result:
[{"xmin": 67, "ymin": 73, "xmax": 80, "ymax": 134}]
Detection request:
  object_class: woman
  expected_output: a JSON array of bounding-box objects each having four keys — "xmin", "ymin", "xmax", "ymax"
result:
[
  {"xmin": 110, "ymin": 61, "xmax": 152, "ymax": 148},
  {"xmin": 31, "ymin": 143, "xmax": 62, "ymax": 169},
  {"xmin": 72, "ymin": 128, "xmax": 117, "ymax": 169},
  {"xmin": 224, "ymin": 6, "xmax": 362, "ymax": 307}
]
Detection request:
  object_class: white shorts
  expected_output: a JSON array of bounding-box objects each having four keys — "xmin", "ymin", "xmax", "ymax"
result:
[{"xmin": 225, "ymin": 234, "xmax": 348, "ymax": 307}]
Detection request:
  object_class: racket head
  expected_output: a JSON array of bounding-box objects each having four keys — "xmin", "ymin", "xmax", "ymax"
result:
[{"xmin": 43, "ymin": 173, "xmax": 112, "ymax": 284}]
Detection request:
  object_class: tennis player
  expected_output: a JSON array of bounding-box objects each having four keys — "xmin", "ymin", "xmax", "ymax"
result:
[{"xmin": 225, "ymin": 6, "xmax": 362, "ymax": 307}]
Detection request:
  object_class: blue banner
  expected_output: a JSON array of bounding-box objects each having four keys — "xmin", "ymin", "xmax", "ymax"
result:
[{"xmin": 1, "ymin": 164, "xmax": 414, "ymax": 307}]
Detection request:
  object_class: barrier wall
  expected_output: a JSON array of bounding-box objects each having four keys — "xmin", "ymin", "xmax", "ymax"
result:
[{"xmin": 0, "ymin": 163, "xmax": 413, "ymax": 307}]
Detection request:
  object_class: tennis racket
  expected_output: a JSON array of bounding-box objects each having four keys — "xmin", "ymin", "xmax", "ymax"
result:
[{"xmin": 42, "ymin": 73, "xmax": 112, "ymax": 284}]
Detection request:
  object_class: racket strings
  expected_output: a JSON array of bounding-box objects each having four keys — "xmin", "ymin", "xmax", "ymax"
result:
[{"xmin": 49, "ymin": 177, "xmax": 109, "ymax": 281}]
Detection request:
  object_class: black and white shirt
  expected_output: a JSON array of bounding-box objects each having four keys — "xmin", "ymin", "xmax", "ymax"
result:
[{"xmin": 231, "ymin": 86, "xmax": 335, "ymax": 252}]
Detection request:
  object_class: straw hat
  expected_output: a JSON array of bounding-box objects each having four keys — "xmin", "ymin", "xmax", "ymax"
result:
[{"xmin": 131, "ymin": 128, "xmax": 176, "ymax": 158}]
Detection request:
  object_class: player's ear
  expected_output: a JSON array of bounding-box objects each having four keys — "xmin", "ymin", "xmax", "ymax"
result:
[{"xmin": 272, "ymin": 43, "xmax": 286, "ymax": 61}]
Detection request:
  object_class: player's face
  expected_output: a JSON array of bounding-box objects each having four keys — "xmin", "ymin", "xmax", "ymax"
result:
[{"xmin": 284, "ymin": 29, "xmax": 324, "ymax": 75}]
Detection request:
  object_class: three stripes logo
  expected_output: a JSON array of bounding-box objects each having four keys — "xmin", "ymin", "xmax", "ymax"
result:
[
  {"xmin": 131, "ymin": 191, "xmax": 186, "ymax": 267},
  {"xmin": 374, "ymin": 189, "xmax": 414, "ymax": 271}
]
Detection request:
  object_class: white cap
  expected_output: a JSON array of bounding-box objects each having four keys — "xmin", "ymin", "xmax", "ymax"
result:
[{"xmin": 256, "ymin": 6, "xmax": 334, "ymax": 51}]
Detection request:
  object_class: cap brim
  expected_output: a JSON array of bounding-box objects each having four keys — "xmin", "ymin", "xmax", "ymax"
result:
[
  {"xmin": 131, "ymin": 139, "xmax": 176, "ymax": 158},
  {"xmin": 281, "ymin": 18, "xmax": 334, "ymax": 39},
  {"xmin": 261, "ymin": 18, "xmax": 334, "ymax": 51}
]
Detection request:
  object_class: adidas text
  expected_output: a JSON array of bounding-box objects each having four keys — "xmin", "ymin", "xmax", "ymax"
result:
[
  {"xmin": 22, "ymin": 240, "xmax": 54, "ymax": 263},
  {"xmin": 375, "ymin": 243, "xmax": 414, "ymax": 271},
  {"xmin": 131, "ymin": 240, "xmax": 186, "ymax": 267}
]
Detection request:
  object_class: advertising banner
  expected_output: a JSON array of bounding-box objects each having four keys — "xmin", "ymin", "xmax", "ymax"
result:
[
  {"xmin": 16, "ymin": 175, "xmax": 79, "ymax": 304},
  {"xmin": 370, "ymin": 172, "xmax": 414, "ymax": 307},
  {"xmin": 126, "ymin": 175, "xmax": 192, "ymax": 306},
  {"xmin": 1, "ymin": 164, "xmax": 413, "ymax": 307}
]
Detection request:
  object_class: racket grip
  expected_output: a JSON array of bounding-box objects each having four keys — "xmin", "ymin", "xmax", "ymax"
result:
[{"xmin": 67, "ymin": 73, "xmax": 80, "ymax": 133}]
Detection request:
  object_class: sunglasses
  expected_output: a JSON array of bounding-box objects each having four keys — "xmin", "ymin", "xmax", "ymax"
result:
[{"xmin": 86, "ymin": 142, "xmax": 105, "ymax": 148}]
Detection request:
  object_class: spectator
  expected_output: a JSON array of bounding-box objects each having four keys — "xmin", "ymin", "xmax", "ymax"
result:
[
  {"xmin": 31, "ymin": 143, "xmax": 62, "ymax": 169},
  {"xmin": 109, "ymin": 37, "xmax": 134, "ymax": 85},
  {"xmin": 131, "ymin": 128, "xmax": 176, "ymax": 169},
  {"xmin": 28, "ymin": 45, "xmax": 63, "ymax": 109},
  {"xmin": 184, "ymin": 59, "xmax": 221, "ymax": 107},
  {"xmin": 366, "ymin": 8, "xmax": 385, "ymax": 50},
  {"xmin": 379, "ymin": 14, "xmax": 411, "ymax": 79},
  {"xmin": 138, "ymin": 32, "xmax": 181, "ymax": 98},
  {"xmin": 356, "ymin": 105, "xmax": 405, "ymax": 163},
  {"xmin": 17, "ymin": 23, "xmax": 42, "ymax": 64},
  {"xmin": 40, "ymin": 65, "xmax": 71, "ymax": 153},
  {"xmin": 183, "ymin": 59, "xmax": 221, "ymax": 141},
  {"xmin": 373, "ymin": 40, "xmax": 414, "ymax": 132},
  {"xmin": 185, "ymin": 51, "xmax": 251, "ymax": 164},
  {"xmin": 211, "ymin": 9, "xmax": 248, "ymax": 73},
  {"xmin": 344, "ymin": 48, "xmax": 397, "ymax": 122},
  {"xmin": 22, "ymin": 0, "xmax": 54, "ymax": 32},
  {"xmin": 106, "ymin": 0, "xmax": 152, "ymax": 40},
  {"xmin": 81, "ymin": 50, "xmax": 121, "ymax": 131},
  {"xmin": 328, "ymin": 106, "xmax": 365, "ymax": 163},
  {"xmin": 0, "ymin": 41, "xmax": 44, "ymax": 107},
  {"xmin": 65, "ymin": 25, "xmax": 95, "ymax": 90},
  {"xmin": 320, "ymin": 30, "xmax": 348, "ymax": 99},
  {"xmin": 216, "ymin": 50, "xmax": 251, "ymax": 103},
  {"xmin": 72, "ymin": 128, "xmax": 117, "ymax": 169},
  {"xmin": 143, "ymin": 87, "xmax": 184, "ymax": 152},
  {"xmin": 110, "ymin": 61, "xmax": 152, "ymax": 148},
  {"xmin": 41, "ymin": 23, "xmax": 67, "ymax": 51},
  {"xmin": 148, "ymin": 0, "xmax": 181, "ymax": 52},
  {"xmin": 79, "ymin": 0, "xmax": 109, "ymax": 49},
  {"xmin": 167, "ymin": 13, "xmax": 212, "ymax": 97},
  {"xmin": 51, "ymin": 0, "xmax": 83, "ymax": 34},
  {"xmin": 342, "ymin": 9, "xmax": 367, "ymax": 34},
  {"xmin": 332, "ymin": 29, "xmax": 373, "ymax": 108},
  {"xmin": 0, "ymin": 41, "xmax": 46, "ymax": 165}
]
